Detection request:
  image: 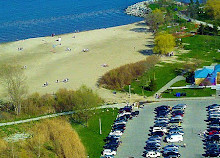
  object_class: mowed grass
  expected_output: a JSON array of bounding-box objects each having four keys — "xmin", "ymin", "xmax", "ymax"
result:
[
  {"xmin": 124, "ymin": 63, "xmax": 179, "ymax": 96},
  {"xmin": 171, "ymin": 80, "xmax": 189, "ymax": 87},
  {"xmin": 178, "ymin": 35, "xmax": 220, "ymax": 64},
  {"xmin": 71, "ymin": 108, "xmax": 118, "ymax": 158},
  {"xmin": 162, "ymin": 88, "xmax": 216, "ymax": 98}
]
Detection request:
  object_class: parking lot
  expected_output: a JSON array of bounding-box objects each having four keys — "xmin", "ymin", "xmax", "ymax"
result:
[{"xmin": 115, "ymin": 99, "xmax": 220, "ymax": 158}]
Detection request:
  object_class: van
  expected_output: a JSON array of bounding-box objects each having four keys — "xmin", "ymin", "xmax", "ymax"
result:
[{"xmin": 166, "ymin": 134, "xmax": 183, "ymax": 143}]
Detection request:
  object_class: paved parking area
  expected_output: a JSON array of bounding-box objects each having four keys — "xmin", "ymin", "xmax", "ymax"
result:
[{"xmin": 115, "ymin": 99, "xmax": 220, "ymax": 158}]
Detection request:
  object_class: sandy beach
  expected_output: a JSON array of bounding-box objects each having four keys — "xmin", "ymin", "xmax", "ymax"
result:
[{"xmin": 0, "ymin": 21, "xmax": 154, "ymax": 102}]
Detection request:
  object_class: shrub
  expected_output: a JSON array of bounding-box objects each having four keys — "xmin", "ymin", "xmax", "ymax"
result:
[
  {"xmin": 98, "ymin": 55, "xmax": 159, "ymax": 90},
  {"xmin": 0, "ymin": 119, "xmax": 86, "ymax": 158}
]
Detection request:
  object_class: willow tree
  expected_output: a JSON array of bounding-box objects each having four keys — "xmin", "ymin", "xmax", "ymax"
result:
[
  {"xmin": 153, "ymin": 32, "xmax": 175, "ymax": 55},
  {"xmin": 0, "ymin": 64, "xmax": 27, "ymax": 115}
]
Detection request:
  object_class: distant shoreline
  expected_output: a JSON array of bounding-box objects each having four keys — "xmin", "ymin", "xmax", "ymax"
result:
[{"xmin": 0, "ymin": 21, "xmax": 144, "ymax": 45}]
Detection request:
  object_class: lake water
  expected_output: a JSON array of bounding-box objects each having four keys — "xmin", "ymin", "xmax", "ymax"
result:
[
  {"xmin": 0, "ymin": 0, "xmax": 144, "ymax": 43},
  {"xmin": 0, "ymin": 0, "xmax": 205, "ymax": 43}
]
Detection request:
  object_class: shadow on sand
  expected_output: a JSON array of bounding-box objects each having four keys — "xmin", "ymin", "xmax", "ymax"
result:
[
  {"xmin": 135, "ymin": 22, "xmax": 147, "ymax": 26},
  {"xmin": 138, "ymin": 49, "xmax": 154, "ymax": 55},
  {"xmin": 130, "ymin": 28, "xmax": 149, "ymax": 33}
]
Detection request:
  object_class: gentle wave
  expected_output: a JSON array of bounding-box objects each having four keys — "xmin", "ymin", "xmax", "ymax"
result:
[{"xmin": 0, "ymin": 9, "xmax": 121, "ymax": 28}]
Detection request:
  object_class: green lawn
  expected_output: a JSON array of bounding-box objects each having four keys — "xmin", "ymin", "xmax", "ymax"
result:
[
  {"xmin": 71, "ymin": 108, "xmax": 118, "ymax": 158},
  {"xmin": 162, "ymin": 88, "xmax": 216, "ymax": 98},
  {"xmin": 124, "ymin": 62, "xmax": 181, "ymax": 97},
  {"xmin": 0, "ymin": 109, "xmax": 118, "ymax": 158},
  {"xmin": 178, "ymin": 35, "xmax": 220, "ymax": 64},
  {"xmin": 171, "ymin": 80, "xmax": 189, "ymax": 87}
]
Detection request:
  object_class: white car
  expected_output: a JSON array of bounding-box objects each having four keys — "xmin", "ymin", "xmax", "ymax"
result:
[
  {"xmin": 166, "ymin": 134, "xmax": 183, "ymax": 143},
  {"xmin": 102, "ymin": 149, "xmax": 116, "ymax": 156},
  {"xmin": 113, "ymin": 121, "xmax": 126, "ymax": 125},
  {"xmin": 153, "ymin": 126, "xmax": 167, "ymax": 133},
  {"xmin": 117, "ymin": 112, "xmax": 131, "ymax": 117},
  {"xmin": 109, "ymin": 130, "xmax": 123, "ymax": 136},
  {"xmin": 145, "ymin": 150, "xmax": 161, "ymax": 158}
]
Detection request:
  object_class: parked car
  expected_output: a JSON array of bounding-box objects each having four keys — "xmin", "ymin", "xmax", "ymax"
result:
[
  {"xmin": 153, "ymin": 126, "xmax": 168, "ymax": 133},
  {"xmin": 168, "ymin": 128, "xmax": 184, "ymax": 135},
  {"xmin": 163, "ymin": 144, "xmax": 179, "ymax": 150},
  {"xmin": 145, "ymin": 150, "xmax": 161, "ymax": 158},
  {"xmin": 163, "ymin": 151, "xmax": 181, "ymax": 158},
  {"xmin": 146, "ymin": 139, "xmax": 161, "ymax": 144},
  {"xmin": 102, "ymin": 149, "xmax": 116, "ymax": 156},
  {"xmin": 109, "ymin": 130, "xmax": 123, "ymax": 136},
  {"xmin": 155, "ymin": 105, "xmax": 170, "ymax": 111},
  {"xmin": 104, "ymin": 155, "xmax": 114, "ymax": 158},
  {"xmin": 165, "ymin": 134, "xmax": 183, "ymax": 143},
  {"xmin": 170, "ymin": 115, "xmax": 183, "ymax": 123}
]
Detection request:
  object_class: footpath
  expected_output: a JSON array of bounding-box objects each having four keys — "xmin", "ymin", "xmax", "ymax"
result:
[{"xmin": 0, "ymin": 103, "xmax": 126, "ymax": 127}]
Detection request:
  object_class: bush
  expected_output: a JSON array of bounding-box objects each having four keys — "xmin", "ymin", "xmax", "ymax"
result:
[
  {"xmin": 0, "ymin": 119, "xmax": 87, "ymax": 158},
  {"xmin": 98, "ymin": 55, "xmax": 159, "ymax": 90},
  {"xmin": 0, "ymin": 85, "xmax": 103, "ymax": 121}
]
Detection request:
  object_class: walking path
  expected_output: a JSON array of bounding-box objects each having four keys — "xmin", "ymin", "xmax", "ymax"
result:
[
  {"xmin": 154, "ymin": 75, "xmax": 185, "ymax": 97},
  {"xmin": 0, "ymin": 103, "xmax": 126, "ymax": 127},
  {"xmin": 177, "ymin": 13, "xmax": 220, "ymax": 30}
]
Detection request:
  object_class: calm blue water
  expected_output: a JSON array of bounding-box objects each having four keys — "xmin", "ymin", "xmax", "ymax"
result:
[{"xmin": 0, "ymin": 0, "xmax": 144, "ymax": 43}]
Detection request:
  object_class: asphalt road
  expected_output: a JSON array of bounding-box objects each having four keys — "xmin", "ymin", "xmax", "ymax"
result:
[{"xmin": 115, "ymin": 99, "xmax": 220, "ymax": 158}]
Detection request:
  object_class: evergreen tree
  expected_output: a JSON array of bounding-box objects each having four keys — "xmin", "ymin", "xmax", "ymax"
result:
[{"xmin": 197, "ymin": 24, "xmax": 205, "ymax": 35}]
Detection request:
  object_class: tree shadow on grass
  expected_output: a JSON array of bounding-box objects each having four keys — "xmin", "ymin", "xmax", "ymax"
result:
[
  {"xmin": 138, "ymin": 49, "xmax": 154, "ymax": 55},
  {"xmin": 130, "ymin": 28, "xmax": 149, "ymax": 33},
  {"xmin": 213, "ymin": 59, "xmax": 220, "ymax": 63}
]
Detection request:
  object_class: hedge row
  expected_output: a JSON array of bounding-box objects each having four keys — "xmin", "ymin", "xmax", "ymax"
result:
[{"xmin": 98, "ymin": 55, "xmax": 159, "ymax": 90}]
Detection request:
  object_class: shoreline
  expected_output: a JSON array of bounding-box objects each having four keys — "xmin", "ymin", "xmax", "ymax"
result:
[
  {"xmin": 0, "ymin": 21, "xmax": 153, "ymax": 103},
  {"xmin": 0, "ymin": 20, "xmax": 144, "ymax": 45}
]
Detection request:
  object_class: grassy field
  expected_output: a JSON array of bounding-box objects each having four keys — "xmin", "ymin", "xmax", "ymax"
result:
[
  {"xmin": 178, "ymin": 35, "xmax": 220, "ymax": 64},
  {"xmin": 124, "ymin": 62, "xmax": 180, "ymax": 96},
  {"xmin": 171, "ymin": 80, "xmax": 188, "ymax": 87},
  {"xmin": 0, "ymin": 109, "xmax": 118, "ymax": 158},
  {"xmin": 162, "ymin": 88, "xmax": 216, "ymax": 98},
  {"xmin": 71, "ymin": 108, "xmax": 118, "ymax": 158}
]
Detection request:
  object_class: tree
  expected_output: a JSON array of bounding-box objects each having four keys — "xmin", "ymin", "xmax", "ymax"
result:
[
  {"xmin": 72, "ymin": 85, "xmax": 103, "ymax": 125},
  {"xmin": 206, "ymin": 0, "xmax": 220, "ymax": 21},
  {"xmin": 197, "ymin": 24, "xmax": 205, "ymax": 35},
  {"xmin": 153, "ymin": 32, "xmax": 175, "ymax": 55},
  {"xmin": 148, "ymin": 79, "xmax": 157, "ymax": 91},
  {"xmin": 0, "ymin": 64, "xmax": 27, "ymax": 115},
  {"xmin": 213, "ymin": 24, "xmax": 219, "ymax": 36},
  {"xmin": 145, "ymin": 9, "xmax": 164, "ymax": 31}
]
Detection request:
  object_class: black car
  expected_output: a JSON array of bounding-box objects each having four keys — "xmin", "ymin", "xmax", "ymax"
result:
[
  {"xmin": 163, "ymin": 151, "xmax": 181, "ymax": 157},
  {"xmin": 104, "ymin": 136, "xmax": 119, "ymax": 142},
  {"xmin": 153, "ymin": 123, "xmax": 168, "ymax": 127},
  {"xmin": 207, "ymin": 104, "xmax": 220, "ymax": 110},
  {"xmin": 131, "ymin": 111, "xmax": 139, "ymax": 117},
  {"xmin": 150, "ymin": 131, "xmax": 164, "ymax": 137},
  {"xmin": 155, "ymin": 105, "xmax": 170, "ymax": 111},
  {"xmin": 205, "ymin": 150, "xmax": 220, "ymax": 157},
  {"xmin": 208, "ymin": 119, "xmax": 220, "ymax": 125}
]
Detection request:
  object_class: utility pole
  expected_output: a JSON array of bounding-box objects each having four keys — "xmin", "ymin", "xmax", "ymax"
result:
[
  {"xmin": 129, "ymin": 85, "xmax": 131, "ymax": 104},
  {"xmin": 99, "ymin": 118, "xmax": 102, "ymax": 135}
]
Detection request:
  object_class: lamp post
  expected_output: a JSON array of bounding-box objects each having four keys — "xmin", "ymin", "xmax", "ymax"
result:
[
  {"xmin": 99, "ymin": 118, "xmax": 102, "ymax": 135},
  {"xmin": 129, "ymin": 85, "xmax": 131, "ymax": 104}
]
